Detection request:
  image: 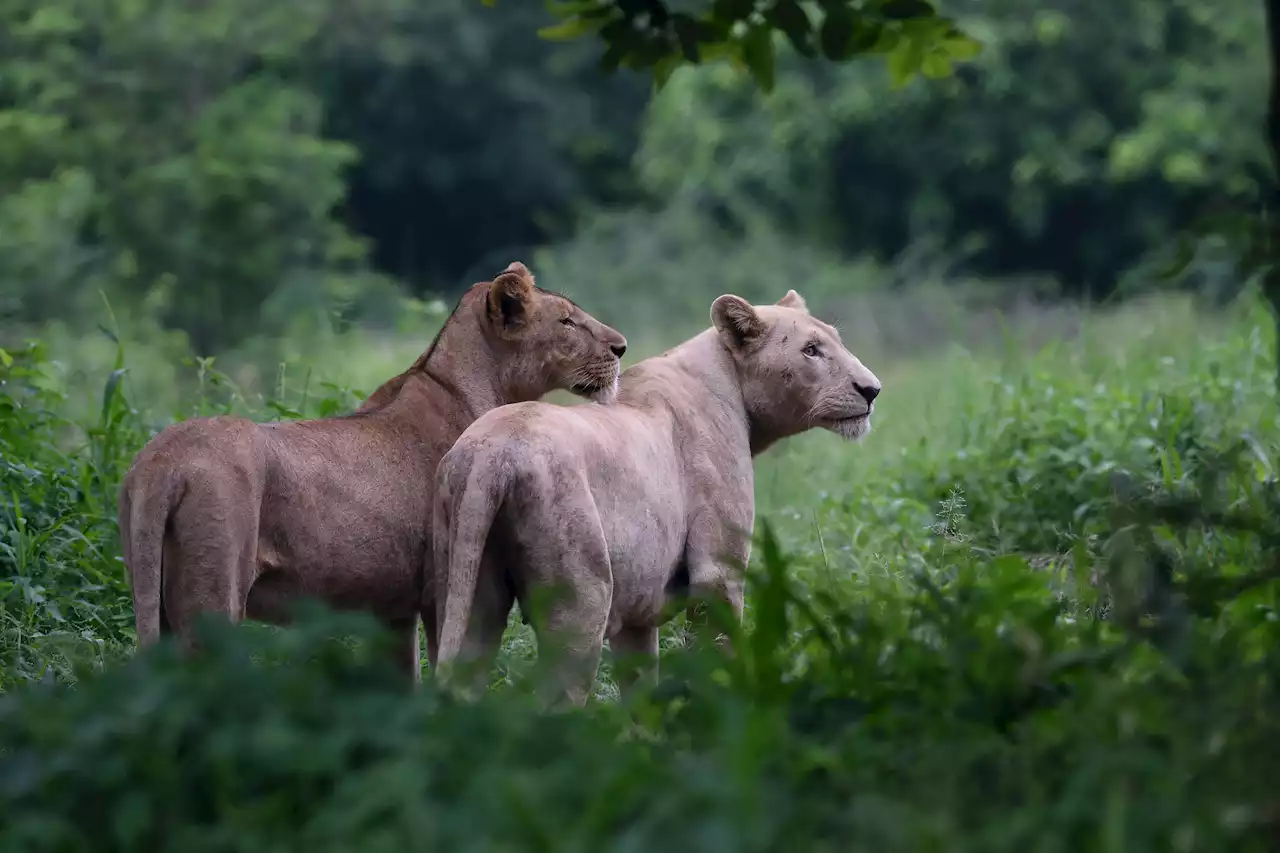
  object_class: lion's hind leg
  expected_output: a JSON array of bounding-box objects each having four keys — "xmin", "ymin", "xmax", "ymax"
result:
[
  {"xmin": 440, "ymin": 553, "xmax": 515, "ymax": 695},
  {"xmin": 607, "ymin": 625, "xmax": 660, "ymax": 701},
  {"xmin": 162, "ymin": 473, "xmax": 258, "ymax": 651},
  {"xmin": 518, "ymin": 491, "xmax": 614, "ymax": 708}
]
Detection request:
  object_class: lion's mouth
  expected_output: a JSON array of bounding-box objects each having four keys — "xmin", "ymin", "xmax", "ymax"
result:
[
  {"xmin": 571, "ymin": 375, "xmax": 620, "ymax": 405},
  {"xmin": 565, "ymin": 359, "xmax": 622, "ymax": 405},
  {"xmin": 827, "ymin": 411, "xmax": 872, "ymax": 439}
]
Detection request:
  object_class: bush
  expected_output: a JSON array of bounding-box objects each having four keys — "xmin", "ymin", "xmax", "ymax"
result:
[
  {"xmin": 1, "ymin": 506, "xmax": 1278, "ymax": 852},
  {"xmin": 2, "ymin": 295, "xmax": 1280, "ymax": 851},
  {"xmin": 0, "ymin": 340, "xmax": 140, "ymax": 686}
]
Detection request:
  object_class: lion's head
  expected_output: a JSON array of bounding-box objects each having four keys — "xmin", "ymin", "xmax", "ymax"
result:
[
  {"xmin": 486, "ymin": 261, "xmax": 627, "ymax": 404},
  {"xmin": 711, "ymin": 289, "xmax": 880, "ymax": 444}
]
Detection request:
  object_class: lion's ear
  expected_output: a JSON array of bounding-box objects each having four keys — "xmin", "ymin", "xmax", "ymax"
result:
[
  {"xmin": 502, "ymin": 261, "xmax": 536, "ymax": 286},
  {"xmin": 776, "ymin": 289, "xmax": 808, "ymax": 312},
  {"xmin": 488, "ymin": 271, "xmax": 534, "ymax": 329},
  {"xmin": 711, "ymin": 294, "xmax": 764, "ymax": 348}
]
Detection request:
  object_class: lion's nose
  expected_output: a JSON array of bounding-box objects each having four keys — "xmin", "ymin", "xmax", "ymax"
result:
[
  {"xmin": 855, "ymin": 382, "xmax": 880, "ymax": 403},
  {"xmin": 610, "ymin": 341, "xmax": 627, "ymax": 358}
]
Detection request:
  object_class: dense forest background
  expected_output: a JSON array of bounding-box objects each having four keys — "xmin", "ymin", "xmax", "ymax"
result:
[{"xmin": 0, "ymin": 0, "xmax": 1266, "ymax": 402}]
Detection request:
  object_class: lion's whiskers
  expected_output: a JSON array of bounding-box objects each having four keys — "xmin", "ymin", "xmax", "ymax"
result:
[{"xmin": 564, "ymin": 360, "xmax": 621, "ymax": 402}]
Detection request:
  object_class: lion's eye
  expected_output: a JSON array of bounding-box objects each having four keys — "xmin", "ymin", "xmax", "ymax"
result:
[
  {"xmin": 802, "ymin": 342, "xmax": 821, "ymax": 358},
  {"xmin": 560, "ymin": 317, "xmax": 575, "ymax": 327}
]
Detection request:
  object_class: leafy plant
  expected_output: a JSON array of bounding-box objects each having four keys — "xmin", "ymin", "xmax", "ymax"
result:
[
  {"xmin": 3, "ymin": 293, "xmax": 1280, "ymax": 850},
  {"xmin": 512, "ymin": 0, "xmax": 982, "ymax": 91}
]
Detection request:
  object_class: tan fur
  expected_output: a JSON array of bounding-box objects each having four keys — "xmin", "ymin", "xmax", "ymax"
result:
[
  {"xmin": 431, "ymin": 289, "xmax": 881, "ymax": 705},
  {"xmin": 117, "ymin": 262, "xmax": 627, "ymax": 678}
]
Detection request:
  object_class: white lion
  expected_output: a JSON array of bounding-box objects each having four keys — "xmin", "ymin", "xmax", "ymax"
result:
[{"xmin": 431, "ymin": 290, "xmax": 881, "ymax": 704}]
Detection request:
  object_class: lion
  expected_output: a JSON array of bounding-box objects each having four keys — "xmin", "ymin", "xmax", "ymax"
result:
[
  {"xmin": 431, "ymin": 289, "xmax": 881, "ymax": 705},
  {"xmin": 117, "ymin": 261, "xmax": 627, "ymax": 678}
]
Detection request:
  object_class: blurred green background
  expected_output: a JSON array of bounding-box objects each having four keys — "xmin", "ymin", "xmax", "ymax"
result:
[{"xmin": 0, "ymin": 0, "xmax": 1266, "ymax": 408}]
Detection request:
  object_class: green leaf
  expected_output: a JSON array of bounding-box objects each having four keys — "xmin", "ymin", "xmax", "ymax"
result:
[
  {"xmin": 101, "ymin": 368, "xmax": 127, "ymax": 425},
  {"xmin": 672, "ymin": 14, "xmax": 702, "ymax": 63},
  {"xmin": 537, "ymin": 16, "xmax": 597, "ymax": 41},
  {"xmin": 699, "ymin": 40, "xmax": 737, "ymax": 63},
  {"xmin": 819, "ymin": 7, "xmax": 855, "ymax": 60},
  {"xmin": 849, "ymin": 19, "xmax": 885, "ymax": 53},
  {"xmin": 920, "ymin": 51, "xmax": 953, "ymax": 79},
  {"xmin": 0, "ymin": 349, "xmax": 11, "ymax": 369},
  {"xmin": 865, "ymin": 23, "xmax": 901, "ymax": 54},
  {"xmin": 266, "ymin": 400, "xmax": 304, "ymax": 420},
  {"xmin": 941, "ymin": 33, "xmax": 983, "ymax": 60},
  {"xmin": 886, "ymin": 40, "xmax": 922, "ymax": 87},
  {"xmin": 741, "ymin": 27, "xmax": 777, "ymax": 92},
  {"xmin": 1162, "ymin": 151, "xmax": 1207, "ymax": 184},
  {"xmin": 766, "ymin": 0, "xmax": 816, "ymax": 58}
]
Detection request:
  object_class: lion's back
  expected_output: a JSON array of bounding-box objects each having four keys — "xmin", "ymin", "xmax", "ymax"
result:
[{"xmin": 124, "ymin": 415, "xmax": 265, "ymax": 495}]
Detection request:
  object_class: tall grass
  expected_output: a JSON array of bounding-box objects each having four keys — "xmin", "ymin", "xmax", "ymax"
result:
[{"xmin": 1, "ymin": 292, "xmax": 1278, "ymax": 850}]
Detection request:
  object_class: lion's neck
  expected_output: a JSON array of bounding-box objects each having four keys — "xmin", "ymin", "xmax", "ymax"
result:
[
  {"xmin": 650, "ymin": 330, "xmax": 789, "ymax": 457},
  {"xmin": 640, "ymin": 330, "xmax": 757, "ymax": 453},
  {"xmin": 376, "ymin": 371, "xmax": 488, "ymax": 434},
  {"xmin": 375, "ymin": 303, "xmax": 526, "ymax": 428}
]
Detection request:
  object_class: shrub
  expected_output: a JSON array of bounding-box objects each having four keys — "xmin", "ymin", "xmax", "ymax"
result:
[
  {"xmin": 1, "ymin": 507, "xmax": 1278, "ymax": 851},
  {"xmin": 2, "ymin": 296, "xmax": 1279, "ymax": 851}
]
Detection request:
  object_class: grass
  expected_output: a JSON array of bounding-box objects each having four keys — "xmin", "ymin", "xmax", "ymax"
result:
[{"xmin": 2, "ymin": 290, "xmax": 1279, "ymax": 850}]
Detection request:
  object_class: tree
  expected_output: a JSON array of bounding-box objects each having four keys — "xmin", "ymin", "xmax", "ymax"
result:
[
  {"xmin": 1263, "ymin": 0, "xmax": 1280, "ymax": 390},
  {"xmin": 313, "ymin": 1, "xmax": 652, "ymax": 291},
  {"xmin": 1158, "ymin": 0, "xmax": 1280, "ymax": 391},
  {"xmin": 0, "ymin": 0, "xmax": 405, "ymax": 353}
]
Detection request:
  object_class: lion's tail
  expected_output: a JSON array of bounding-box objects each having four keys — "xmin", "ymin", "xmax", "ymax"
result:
[
  {"xmin": 433, "ymin": 446, "xmax": 506, "ymax": 677},
  {"xmin": 118, "ymin": 465, "xmax": 180, "ymax": 647}
]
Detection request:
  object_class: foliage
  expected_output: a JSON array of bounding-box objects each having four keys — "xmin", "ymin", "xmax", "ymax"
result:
[
  {"xmin": 1, "ymin": 0, "xmax": 1277, "ymax": 840},
  {"xmin": 349, "ymin": 0, "xmax": 1267, "ymax": 305},
  {"xmin": 519, "ymin": 0, "xmax": 983, "ymax": 92},
  {"xmin": 2, "ymin": 0, "xmax": 1266, "ymax": 358},
  {"xmin": 629, "ymin": 0, "xmax": 1266, "ymax": 299},
  {"xmin": 317, "ymin": 1, "xmax": 653, "ymax": 288},
  {"xmin": 0, "ymin": 340, "xmax": 137, "ymax": 687},
  {"xmin": 2, "ymin": 439, "xmax": 1279, "ymax": 849},
  {"xmin": 3, "ymin": 295, "xmax": 1280, "ymax": 849},
  {"xmin": 0, "ymin": 0, "xmax": 402, "ymax": 352}
]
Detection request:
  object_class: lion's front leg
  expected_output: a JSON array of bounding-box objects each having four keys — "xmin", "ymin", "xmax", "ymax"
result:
[
  {"xmin": 682, "ymin": 503, "xmax": 751, "ymax": 642},
  {"xmin": 608, "ymin": 625, "xmax": 660, "ymax": 701},
  {"xmin": 684, "ymin": 556, "xmax": 747, "ymax": 656}
]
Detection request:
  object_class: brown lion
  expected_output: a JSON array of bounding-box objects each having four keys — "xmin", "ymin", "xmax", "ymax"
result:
[
  {"xmin": 117, "ymin": 262, "xmax": 627, "ymax": 677},
  {"xmin": 431, "ymin": 289, "xmax": 881, "ymax": 705}
]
